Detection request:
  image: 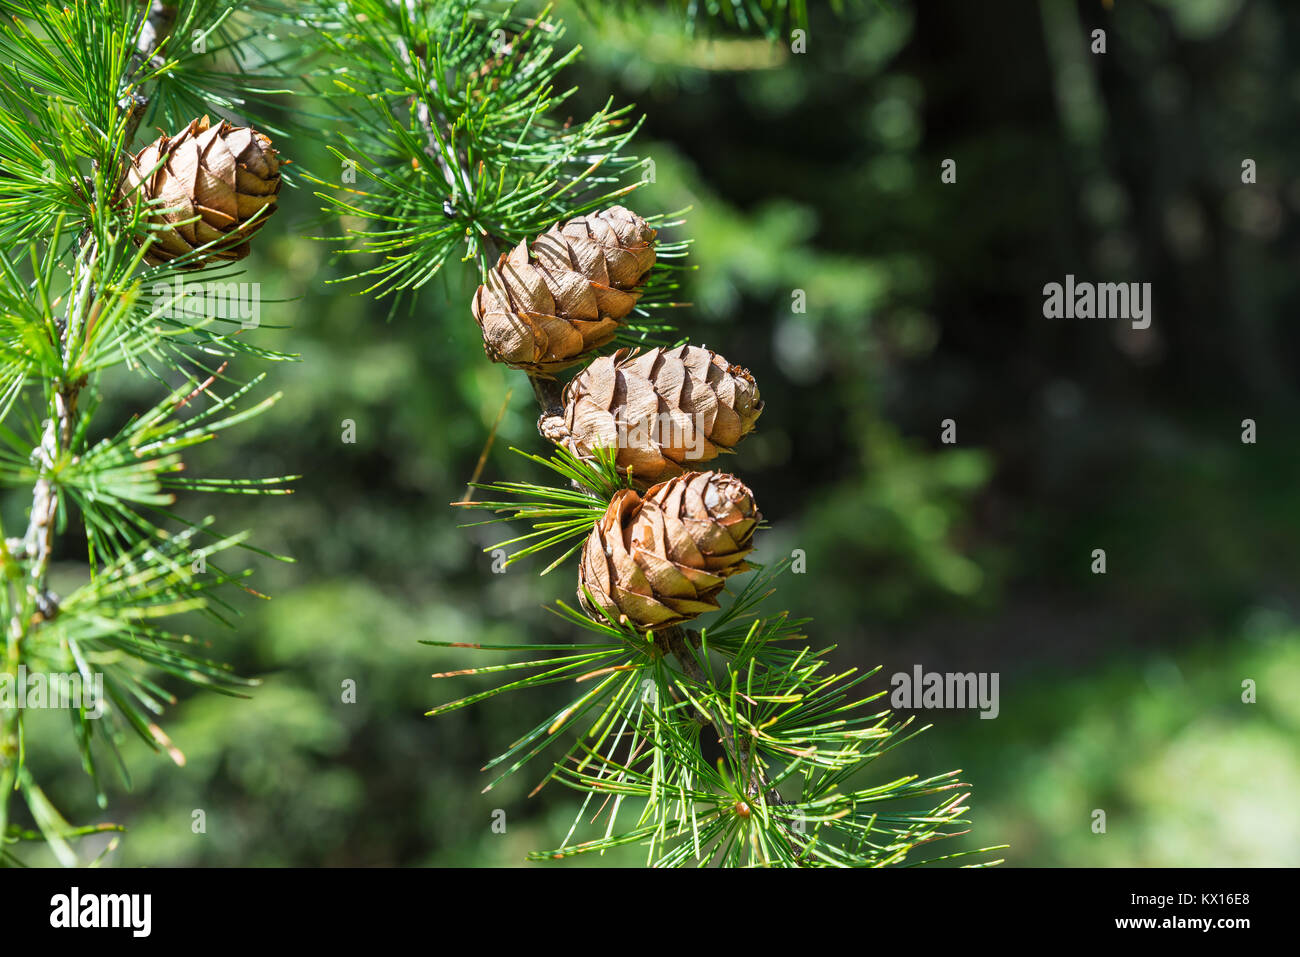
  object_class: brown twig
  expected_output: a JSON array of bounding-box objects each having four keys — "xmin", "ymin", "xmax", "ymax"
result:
[
  {"xmin": 529, "ymin": 374, "xmax": 563, "ymax": 419},
  {"xmin": 458, "ymin": 388, "xmax": 512, "ymax": 504}
]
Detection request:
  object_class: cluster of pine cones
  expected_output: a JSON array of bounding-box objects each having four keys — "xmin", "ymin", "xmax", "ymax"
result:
[
  {"xmin": 473, "ymin": 207, "xmax": 767, "ymax": 631},
  {"xmin": 120, "ymin": 114, "xmax": 762, "ymax": 632}
]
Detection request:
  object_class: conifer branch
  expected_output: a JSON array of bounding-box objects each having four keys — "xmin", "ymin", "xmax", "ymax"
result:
[
  {"xmin": 308, "ymin": 0, "xmax": 995, "ymax": 868},
  {"xmin": 21, "ymin": 2, "xmax": 173, "ymax": 597},
  {"xmin": 396, "ymin": 0, "xmax": 469, "ymax": 205},
  {"xmin": 4, "ymin": 2, "xmax": 180, "ymax": 860},
  {"xmin": 1, "ymin": 0, "xmax": 294, "ymax": 866},
  {"xmin": 660, "ymin": 625, "xmax": 789, "ymax": 809}
]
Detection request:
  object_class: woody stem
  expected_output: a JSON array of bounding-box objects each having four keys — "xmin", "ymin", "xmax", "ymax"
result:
[
  {"xmin": 660, "ymin": 626, "xmax": 788, "ymax": 808},
  {"xmin": 529, "ymin": 376, "xmax": 563, "ymax": 419},
  {"xmin": 660, "ymin": 627, "xmax": 813, "ymax": 860},
  {"xmin": 2, "ymin": 0, "xmax": 175, "ymax": 845}
]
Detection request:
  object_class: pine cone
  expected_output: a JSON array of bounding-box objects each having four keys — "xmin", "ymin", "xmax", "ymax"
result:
[
  {"xmin": 542, "ymin": 345, "xmax": 763, "ymax": 483},
  {"xmin": 579, "ymin": 471, "xmax": 760, "ymax": 630},
  {"xmin": 122, "ymin": 116, "xmax": 282, "ymax": 266},
  {"xmin": 471, "ymin": 206, "xmax": 657, "ymax": 374}
]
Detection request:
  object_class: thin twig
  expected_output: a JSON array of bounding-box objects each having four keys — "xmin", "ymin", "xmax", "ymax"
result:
[
  {"xmin": 459, "ymin": 388, "xmax": 512, "ymax": 504},
  {"xmin": 123, "ymin": 1, "xmax": 176, "ymax": 144},
  {"xmin": 529, "ymin": 375, "xmax": 563, "ymax": 418}
]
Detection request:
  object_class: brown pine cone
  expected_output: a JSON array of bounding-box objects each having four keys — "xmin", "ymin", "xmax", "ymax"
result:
[
  {"xmin": 471, "ymin": 206, "xmax": 657, "ymax": 374},
  {"xmin": 579, "ymin": 471, "xmax": 760, "ymax": 630},
  {"xmin": 542, "ymin": 345, "xmax": 763, "ymax": 483},
  {"xmin": 122, "ymin": 115, "xmax": 282, "ymax": 266}
]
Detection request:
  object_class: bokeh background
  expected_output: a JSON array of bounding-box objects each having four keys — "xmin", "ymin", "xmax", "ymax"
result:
[{"xmin": 16, "ymin": 0, "xmax": 1300, "ymax": 866}]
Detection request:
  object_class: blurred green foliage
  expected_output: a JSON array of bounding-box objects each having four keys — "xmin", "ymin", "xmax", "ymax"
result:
[{"xmin": 921, "ymin": 626, "xmax": 1300, "ymax": 866}]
